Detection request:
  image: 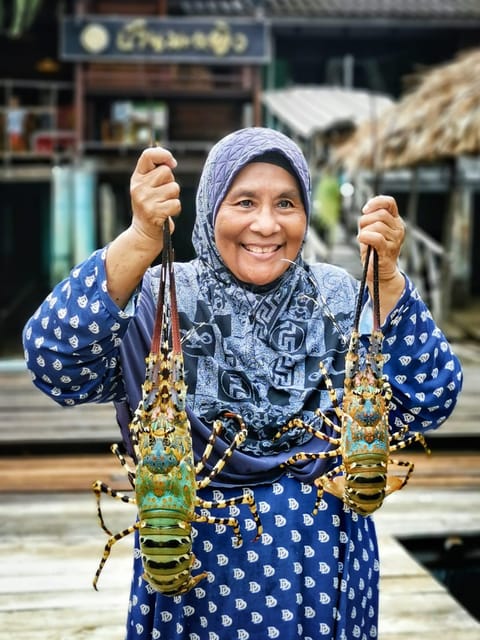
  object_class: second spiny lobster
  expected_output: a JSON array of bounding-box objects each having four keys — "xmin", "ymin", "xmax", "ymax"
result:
[
  {"xmin": 92, "ymin": 222, "xmax": 262, "ymax": 595},
  {"xmin": 277, "ymin": 247, "xmax": 430, "ymax": 516}
]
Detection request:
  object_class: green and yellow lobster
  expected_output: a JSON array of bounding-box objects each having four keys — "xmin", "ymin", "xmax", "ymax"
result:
[
  {"xmin": 277, "ymin": 247, "xmax": 430, "ymax": 516},
  {"xmin": 92, "ymin": 223, "xmax": 262, "ymax": 595}
]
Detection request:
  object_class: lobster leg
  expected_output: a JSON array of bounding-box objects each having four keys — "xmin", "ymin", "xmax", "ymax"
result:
[
  {"xmin": 278, "ymin": 412, "xmax": 342, "ymax": 469},
  {"xmin": 196, "ymin": 488, "xmax": 262, "ymax": 544},
  {"xmin": 383, "ymin": 431, "xmax": 432, "ymax": 495},
  {"xmin": 92, "ymin": 480, "xmax": 136, "ymax": 536},
  {"xmin": 192, "ymin": 512, "xmax": 244, "ymax": 547},
  {"xmin": 384, "ymin": 460, "xmax": 415, "ymax": 495},
  {"xmin": 93, "ymin": 520, "xmax": 141, "ymax": 590},
  {"xmin": 390, "ymin": 430, "xmax": 431, "ymax": 456},
  {"xmin": 281, "ymin": 448, "xmax": 340, "ymax": 468},
  {"xmin": 110, "ymin": 442, "xmax": 136, "ymax": 487},
  {"xmin": 196, "ymin": 413, "xmax": 248, "ymax": 489}
]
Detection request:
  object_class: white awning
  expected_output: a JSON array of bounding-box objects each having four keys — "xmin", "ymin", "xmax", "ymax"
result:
[{"xmin": 262, "ymin": 86, "xmax": 394, "ymax": 139}]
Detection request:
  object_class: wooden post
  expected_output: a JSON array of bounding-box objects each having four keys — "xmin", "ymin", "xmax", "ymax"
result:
[
  {"xmin": 73, "ymin": 0, "xmax": 88, "ymax": 157},
  {"xmin": 441, "ymin": 159, "xmax": 457, "ymax": 320},
  {"xmin": 157, "ymin": 0, "xmax": 168, "ymax": 14},
  {"xmin": 74, "ymin": 64, "xmax": 84, "ymax": 157},
  {"xmin": 252, "ymin": 66, "xmax": 262, "ymax": 126}
]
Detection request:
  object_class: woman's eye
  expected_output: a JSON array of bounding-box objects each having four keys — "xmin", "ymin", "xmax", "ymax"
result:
[
  {"xmin": 238, "ymin": 199, "xmax": 253, "ymax": 208},
  {"xmin": 278, "ymin": 199, "xmax": 293, "ymax": 209}
]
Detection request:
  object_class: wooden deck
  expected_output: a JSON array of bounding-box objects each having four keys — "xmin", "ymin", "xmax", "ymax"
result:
[
  {"xmin": 1, "ymin": 469, "xmax": 479, "ymax": 639},
  {"xmin": 0, "ymin": 362, "xmax": 117, "ymax": 450},
  {"xmin": 0, "ymin": 359, "xmax": 479, "ymax": 638}
]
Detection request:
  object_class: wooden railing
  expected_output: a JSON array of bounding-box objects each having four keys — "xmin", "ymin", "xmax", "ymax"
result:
[{"xmin": 401, "ymin": 223, "xmax": 445, "ymax": 323}]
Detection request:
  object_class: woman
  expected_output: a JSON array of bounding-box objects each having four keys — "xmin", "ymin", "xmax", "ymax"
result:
[{"xmin": 23, "ymin": 127, "xmax": 462, "ymax": 639}]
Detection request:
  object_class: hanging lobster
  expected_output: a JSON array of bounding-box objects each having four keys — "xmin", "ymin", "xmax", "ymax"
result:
[
  {"xmin": 92, "ymin": 222, "xmax": 262, "ymax": 595},
  {"xmin": 277, "ymin": 247, "xmax": 430, "ymax": 517}
]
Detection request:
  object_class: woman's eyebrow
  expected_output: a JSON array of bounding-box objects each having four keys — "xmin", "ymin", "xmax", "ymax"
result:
[
  {"xmin": 226, "ymin": 188, "xmax": 256, "ymax": 199},
  {"xmin": 227, "ymin": 187, "xmax": 301, "ymax": 200}
]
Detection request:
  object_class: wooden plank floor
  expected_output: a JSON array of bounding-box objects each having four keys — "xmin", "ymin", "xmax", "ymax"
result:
[
  {"xmin": 0, "ymin": 492, "xmax": 133, "ymax": 640},
  {"xmin": 1, "ymin": 449, "xmax": 480, "ymax": 493},
  {"xmin": 1, "ymin": 466, "xmax": 480, "ymax": 639},
  {"xmin": 1, "ymin": 358, "xmax": 480, "ymax": 638},
  {"xmin": 0, "ymin": 365, "xmax": 118, "ymax": 447},
  {"xmin": 1, "ymin": 358, "xmax": 478, "ymax": 445}
]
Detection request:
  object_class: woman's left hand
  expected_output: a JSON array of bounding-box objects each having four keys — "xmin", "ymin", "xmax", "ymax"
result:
[
  {"xmin": 358, "ymin": 195, "xmax": 405, "ymax": 284},
  {"xmin": 358, "ymin": 195, "xmax": 406, "ymax": 323}
]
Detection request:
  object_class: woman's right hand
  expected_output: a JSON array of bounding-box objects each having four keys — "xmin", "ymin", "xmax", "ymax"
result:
[
  {"xmin": 105, "ymin": 147, "xmax": 181, "ymax": 309},
  {"xmin": 130, "ymin": 146, "xmax": 181, "ymax": 247}
]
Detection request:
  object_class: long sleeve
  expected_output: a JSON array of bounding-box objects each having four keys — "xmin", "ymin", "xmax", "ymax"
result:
[
  {"xmin": 380, "ymin": 275, "xmax": 463, "ymax": 432},
  {"xmin": 22, "ymin": 247, "xmax": 133, "ymax": 406}
]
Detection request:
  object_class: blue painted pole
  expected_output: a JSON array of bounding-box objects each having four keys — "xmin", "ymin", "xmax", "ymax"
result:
[
  {"xmin": 73, "ymin": 161, "xmax": 97, "ymax": 265},
  {"xmin": 50, "ymin": 165, "xmax": 73, "ymax": 288}
]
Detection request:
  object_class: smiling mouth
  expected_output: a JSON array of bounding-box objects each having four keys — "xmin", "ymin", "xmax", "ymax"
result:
[{"xmin": 243, "ymin": 244, "xmax": 281, "ymax": 255}]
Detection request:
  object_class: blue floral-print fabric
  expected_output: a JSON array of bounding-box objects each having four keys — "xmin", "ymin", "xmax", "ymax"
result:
[{"xmin": 126, "ymin": 476, "xmax": 380, "ymax": 640}]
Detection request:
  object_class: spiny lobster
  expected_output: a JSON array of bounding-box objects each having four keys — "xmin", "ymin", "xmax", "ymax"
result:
[
  {"xmin": 277, "ymin": 247, "xmax": 430, "ymax": 516},
  {"xmin": 92, "ymin": 222, "xmax": 262, "ymax": 595}
]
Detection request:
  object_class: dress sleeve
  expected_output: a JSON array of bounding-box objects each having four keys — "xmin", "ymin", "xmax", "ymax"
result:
[
  {"xmin": 380, "ymin": 275, "xmax": 463, "ymax": 433},
  {"xmin": 22, "ymin": 247, "xmax": 134, "ymax": 406}
]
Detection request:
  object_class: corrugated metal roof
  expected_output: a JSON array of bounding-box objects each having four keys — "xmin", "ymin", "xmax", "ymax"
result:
[
  {"xmin": 176, "ymin": 0, "xmax": 480, "ymax": 19},
  {"xmin": 262, "ymin": 86, "xmax": 394, "ymax": 138}
]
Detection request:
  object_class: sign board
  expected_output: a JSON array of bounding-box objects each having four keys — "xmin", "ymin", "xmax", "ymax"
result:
[{"xmin": 61, "ymin": 16, "xmax": 271, "ymax": 64}]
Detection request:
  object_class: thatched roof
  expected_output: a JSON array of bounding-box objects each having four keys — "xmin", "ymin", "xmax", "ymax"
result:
[{"xmin": 334, "ymin": 48, "xmax": 480, "ymax": 172}]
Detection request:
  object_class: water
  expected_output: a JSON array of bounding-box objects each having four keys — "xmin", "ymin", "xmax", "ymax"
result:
[{"xmin": 401, "ymin": 533, "xmax": 480, "ymax": 622}]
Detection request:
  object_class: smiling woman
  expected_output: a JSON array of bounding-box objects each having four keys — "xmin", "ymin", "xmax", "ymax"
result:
[
  {"xmin": 214, "ymin": 160, "xmax": 307, "ymax": 285},
  {"xmin": 22, "ymin": 126, "xmax": 463, "ymax": 640}
]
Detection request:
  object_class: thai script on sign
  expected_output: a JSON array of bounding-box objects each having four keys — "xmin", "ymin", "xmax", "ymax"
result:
[{"xmin": 117, "ymin": 19, "xmax": 248, "ymax": 57}]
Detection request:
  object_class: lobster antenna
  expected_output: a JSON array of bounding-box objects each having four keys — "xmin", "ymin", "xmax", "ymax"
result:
[
  {"xmin": 151, "ymin": 219, "xmax": 172, "ymax": 354},
  {"xmin": 281, "ymin": 258, "xmax": 348, "ymax": 344},
  {"xmin": 352, "ymin": 245, "xmax": 380, "ymax": 333},
  {"xmin": 353, "ymin": 90, "xmax": 383, "ymax": 334}
]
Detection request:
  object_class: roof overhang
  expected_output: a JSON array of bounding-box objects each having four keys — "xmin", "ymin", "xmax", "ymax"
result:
[{"xmin": 262, "ymin": 86, "xmax": 394, "ymax": 140}]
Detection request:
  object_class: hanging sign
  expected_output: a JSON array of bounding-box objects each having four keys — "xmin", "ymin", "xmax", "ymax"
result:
[{"xmin": 61, "ymin": 17, "xmax": 271, "ymax": 64}]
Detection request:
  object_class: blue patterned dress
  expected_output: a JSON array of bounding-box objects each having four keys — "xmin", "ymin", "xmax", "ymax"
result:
[{"xmin": 23, "ymin": 128, "xmax": 462, "ymax": 640}]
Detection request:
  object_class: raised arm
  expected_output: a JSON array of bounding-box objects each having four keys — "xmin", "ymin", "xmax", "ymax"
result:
[
  {"xmin": 106, "ymin": 146, "xmax": 181, "ymax": 308},
  {"xmin": 22, "ymin": 146, "xmax": 181, "ymax": 405},
  {"xmin": 355, "ymin": 194, "xmax": 462, "ymax": 431}
]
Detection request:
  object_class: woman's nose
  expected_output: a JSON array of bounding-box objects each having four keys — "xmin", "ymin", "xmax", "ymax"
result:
[{"xmin": 249, "ymin": 205, "xmax": 280, "ymax": 234}]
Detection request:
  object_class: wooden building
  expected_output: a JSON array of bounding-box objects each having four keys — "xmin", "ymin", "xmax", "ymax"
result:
[{"xmin": 2, "ymin": 1, "xmax": 480, "ymax": 356}]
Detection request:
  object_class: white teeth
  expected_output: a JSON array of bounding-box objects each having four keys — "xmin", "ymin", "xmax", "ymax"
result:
[{"xmin": 245, "ymin": 245, "xmax": 277, "ymax": 254}]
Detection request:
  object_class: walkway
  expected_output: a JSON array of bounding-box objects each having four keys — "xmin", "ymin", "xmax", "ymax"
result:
[{"xmin": 1, "ymin": 361, "xmax": 479, "ymax": 638}]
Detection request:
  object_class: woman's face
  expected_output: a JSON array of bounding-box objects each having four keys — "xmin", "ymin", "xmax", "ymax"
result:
[{"xmin": 214, "ymin": 162, "xmax": 307, "ymax": 286}]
